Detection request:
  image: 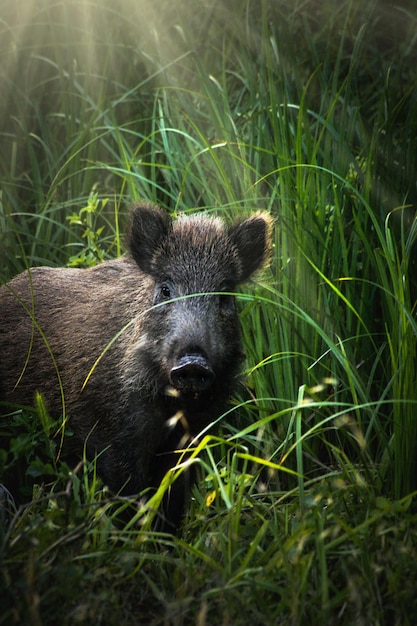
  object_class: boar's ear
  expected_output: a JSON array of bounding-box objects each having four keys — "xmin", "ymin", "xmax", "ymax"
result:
[
  {"xmin": 229, "ymin": 212, "xmax": 274, "ymax": 282},
  {"xmin": 128, "ymin": 203, "xmax": 172, "ymax": 273}
]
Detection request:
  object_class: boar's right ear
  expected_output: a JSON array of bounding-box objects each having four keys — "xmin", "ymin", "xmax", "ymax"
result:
[
  {"xmin": 229, "ymin": 212, "xmax": 274, "ymax": 283},
  {"xmin": 128, "ymin": 203, "xmax": 172, "ymax": 273}
]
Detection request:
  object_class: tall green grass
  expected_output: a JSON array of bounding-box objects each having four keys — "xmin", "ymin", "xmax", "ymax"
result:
[{"xmin": 2, "ymin": 0, "xmax": 417, "ymax": 623}]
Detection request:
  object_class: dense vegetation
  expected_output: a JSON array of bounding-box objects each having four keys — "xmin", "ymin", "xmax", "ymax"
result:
[{"xmin": 1, "ymin": 0, "xmax": 417, "ymax": 623}]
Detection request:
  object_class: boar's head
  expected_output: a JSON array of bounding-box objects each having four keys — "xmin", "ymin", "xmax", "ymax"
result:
[{"xmin": 125, "ymin": 204, "xmax": 273, "ymax": 435}]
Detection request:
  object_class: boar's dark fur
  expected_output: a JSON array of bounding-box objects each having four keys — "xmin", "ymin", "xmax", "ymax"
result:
[{"xmin": 0, "ymin": 204, "xmax": 273, "ymax": 530}]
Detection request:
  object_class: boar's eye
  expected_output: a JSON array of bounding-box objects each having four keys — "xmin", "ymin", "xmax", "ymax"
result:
[
  {"xmin": 219, "ymin": 288, "xmax": 236, "ymax": 314},
  {"xmin": 155, "ymin": 280, "xmax": 175, "ymax": 304}
]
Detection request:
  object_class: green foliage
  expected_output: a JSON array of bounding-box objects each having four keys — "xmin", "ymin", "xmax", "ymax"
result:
[
  {"xmin": 66, "ymin": 191, "xmax": 113, "ymax": 268},
  {"xmin": 1, "ymin": 0, "xmax": 417, "ymax": 623}
]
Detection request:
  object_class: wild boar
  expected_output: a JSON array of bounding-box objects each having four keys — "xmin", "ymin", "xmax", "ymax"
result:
[{"xmin": 0, "ymin": 203, "xmax": 273, "ymax": 530}]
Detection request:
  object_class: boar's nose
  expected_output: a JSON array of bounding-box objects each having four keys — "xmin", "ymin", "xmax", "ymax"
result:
[{"xmin": 169, "ymin": 354, "xmax": 216, "ymax": 396}]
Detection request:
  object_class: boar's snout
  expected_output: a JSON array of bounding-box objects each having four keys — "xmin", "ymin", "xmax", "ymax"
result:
[{"xmin": 169, "ymin": 354, "xmax": 215, "ymax": 397}]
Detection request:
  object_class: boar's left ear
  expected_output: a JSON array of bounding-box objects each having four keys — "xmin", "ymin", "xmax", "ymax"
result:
[
  {"xmin": 128, "ymin": 203, "xmax": 172, "ymax": 274},
  {"xmin": 229, "ymin": 212, "xmax": 274, "ymax": 283}
]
